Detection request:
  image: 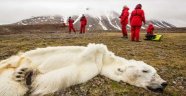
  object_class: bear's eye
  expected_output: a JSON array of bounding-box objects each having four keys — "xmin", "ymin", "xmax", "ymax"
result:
[
  {"xmin": 142, "ymin": 70, "xmax": 149, "ymax": 73},
  {"xmin": 117, "ymin": 68, "xmax": 123, "ymax": 73}
]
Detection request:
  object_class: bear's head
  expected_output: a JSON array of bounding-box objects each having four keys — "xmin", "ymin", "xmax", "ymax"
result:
[
  {"xmin": 102, "ymin": 53, "xmax": 167, "ymax": 93},
  {"xmin": 116, "ymin": 60, "xmax": 167, "ymax": 93}
]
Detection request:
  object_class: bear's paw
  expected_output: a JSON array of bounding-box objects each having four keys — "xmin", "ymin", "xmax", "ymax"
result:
[{"xmin": 13, "ymin": 67, "xmax": 33, "ymax": 85}]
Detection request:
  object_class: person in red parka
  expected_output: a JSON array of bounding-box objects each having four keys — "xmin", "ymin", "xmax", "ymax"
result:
[
  {"xmin": 80, "ymin": 14, "xmax": 87, "ymax": 34},
  {"xmin": 119, "ymin": 6, "xmax": 129, "ymax": 38},
  {"xmin": 145, "ymin": 23, "xmax": 155, "ymax": 40},
  {"xmin": 130, "ymin": 4, "xmax": 146, "ymax": 42},
  {"xmin": 68, "ymin": 17, "xmax": 76, "ymax": 33}
]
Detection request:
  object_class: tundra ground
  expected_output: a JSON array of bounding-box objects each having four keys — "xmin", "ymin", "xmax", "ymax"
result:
[{"xmin": 0, "ymin": 32, "xmax": 185, "ymax": 96}]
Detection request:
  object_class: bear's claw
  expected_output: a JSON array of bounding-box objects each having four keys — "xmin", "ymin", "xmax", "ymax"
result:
[{"xmin": 13, "ymin": 67, "xmax": 33, "ymax": 85}]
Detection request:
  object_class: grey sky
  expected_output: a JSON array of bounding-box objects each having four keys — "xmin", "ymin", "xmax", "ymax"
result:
[{"xmin": 0, "ymin": 0, "xmax": 186, "ymax": 27}]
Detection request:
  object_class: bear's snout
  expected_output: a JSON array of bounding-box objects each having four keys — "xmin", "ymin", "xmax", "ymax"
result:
[
  {"xmin": 147, "ymin": 81, "xmax": 167, "ymax": 93},
  {"xmin": 161, "ymin": 82, "xmax": 168, "ymax": 88}
]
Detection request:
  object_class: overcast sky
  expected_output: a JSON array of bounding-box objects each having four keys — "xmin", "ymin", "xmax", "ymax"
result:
[{"xmin": 0, "ymin": 0, "xmax": 186, "ymax": 27}]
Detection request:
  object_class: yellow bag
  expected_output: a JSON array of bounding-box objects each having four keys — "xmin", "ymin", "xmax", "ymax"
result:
[{"xmin": 152, "ymin": 34, "xmax": 162, "ymax": 41}]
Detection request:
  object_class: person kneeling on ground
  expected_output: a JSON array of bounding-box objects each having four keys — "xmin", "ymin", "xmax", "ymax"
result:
[{"xmin": 145, "ymin": 23, "xmax": 155, "ymax": 40}]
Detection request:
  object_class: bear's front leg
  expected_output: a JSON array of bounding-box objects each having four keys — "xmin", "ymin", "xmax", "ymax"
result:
[
  {"xmin": 12, "ymin": 57, "xmax": 39, "ymax": 95},
  {"xmin": 0, "ymin": 56, "xmax": 38, "ymax": 96},
  {"xmin": 0, "ymin": 68, "xmax": 31, "ymax": 96},
  {"xmin": 13, "ymin": 67, "xmax": 34, "ymax": 86},
  {"xmin": 13, "ymin": 56, "xmax": 38, "ymax": 85}
]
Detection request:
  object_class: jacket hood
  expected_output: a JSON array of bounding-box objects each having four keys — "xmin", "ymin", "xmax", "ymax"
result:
[
  {"xmin": 123, "ymin": 6, "xmax": 129, "ymax": 11},
  {"xmin": 135, "ymin": 4, "xmax": 142, "ymax": 9},
  {"xmin": 125, "ymin": 7, "xmax": 129, "ymax": 11}
]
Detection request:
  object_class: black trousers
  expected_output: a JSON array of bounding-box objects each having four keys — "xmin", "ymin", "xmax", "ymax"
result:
[{"xmin": 145, "ymin": 34, "xmax": 155, "ymax": 40}]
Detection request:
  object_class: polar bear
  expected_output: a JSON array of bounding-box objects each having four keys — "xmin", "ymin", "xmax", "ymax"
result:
[{"xmin": 0, "ymin": 43, "xmax": 167, "ymax": 96}]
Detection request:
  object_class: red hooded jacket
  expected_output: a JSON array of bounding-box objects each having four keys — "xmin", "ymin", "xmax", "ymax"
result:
[
  {"xmin": 130, "ymin": 4, "xmax": 146, "ymax": 26},
  {"xmin": 120, "ymin": 7, "xmax": 129, "ymax": 25},
  {"xmin": 147, "ymin": 24, "xmax": 154, "ymax": 34},
  {"xmin": 68, "ymin": 18, "xmax": 74, "ymax": 27},
  {"xmin": 80, "ymin": 16, "xmax": 87, "ymax": 26}
]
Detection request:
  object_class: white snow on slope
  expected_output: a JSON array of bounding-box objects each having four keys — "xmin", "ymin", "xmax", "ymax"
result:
[
  {"xmin": 74, "ymin": 15, "xmax": 82, "ymax": 24},
  {"xmin": 115, "ymin": 21, "xmax": 121, "ymax": 30},
  {"xmin": 141, "ymin": 26, "xmax": 145, "ymax": 29},
  {"xmin": 153, "ymin": 24, "xmax": 160, "ymax": 28},
  {"xmin": 106, "ymin": 15, "xmax": 120, "ymax": 30},
  {"xmin": 155, "ymin": 23, "xmax": 163, "ymax": 28},
  {"xmin": 161, "ymin": 21, "xmax": 171, "ymax": 28},
  {"xmin": 97, "ymin": 16, "xmax": 108, "ymax": 30},
  {"xmin": 63, "ymin": 16, "xmax": 68, "ymax": 23},
  {"xmin": 89, "ymin": 25, "xmax": 93, "ymax": 27}
]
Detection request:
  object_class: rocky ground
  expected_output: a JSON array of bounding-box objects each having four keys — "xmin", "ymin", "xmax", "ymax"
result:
[{"xmin": 0, "ymin": 31, "xmax": 185, "ymax": 96}]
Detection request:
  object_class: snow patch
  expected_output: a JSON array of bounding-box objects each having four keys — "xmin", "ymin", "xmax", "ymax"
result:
[
  {"xmin": 161, "ymin": 21, "xmax": 171, "ymax": 28},
  {"xmin": 89, "ymin": 25, "xmax": 93, "ymax": 27},
  {"xmin": 106, "ymin": 15, "xmax": 120, "ymax": 30},
  {"xmin": 141, "ymin": 26, "xmax": 145, "ymax": 29},
  {"xmin": 115, "ymin": 21, "xmax": 121, "ymax": 30},
  {"xmin": 153, "ymin": 24, "xmax": 160, "ymax": 28},
  {"xmin": 97, "ymin": 16, "xmax": 108, "ymax": 30},
  {"xmin": 155, "ymin": 23, "xmax": 163, "ymax": 28},
  {"xmin": 74, "ymin": 15, "xmax": 82, "ymax": 24},
  {"xmin": 63, "ymin": 16, "xmax": 68, "ymax": 23}
]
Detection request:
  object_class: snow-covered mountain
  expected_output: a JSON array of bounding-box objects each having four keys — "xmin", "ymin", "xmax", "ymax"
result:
[
  {"xmin": 15, "ymin": 15, "xmax": 65, "ymax": 25},
  {"xmin": 14, "ymin": 12, "xmax": 176, "ymax": 31}
]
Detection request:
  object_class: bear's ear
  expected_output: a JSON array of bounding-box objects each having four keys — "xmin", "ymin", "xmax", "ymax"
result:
[{"xmin": 103, "ymin": 53, "xmax": 115, "ymax": 65}]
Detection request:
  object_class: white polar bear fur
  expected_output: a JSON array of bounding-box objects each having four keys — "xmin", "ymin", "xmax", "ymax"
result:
[{"xmin": 0, "ymin": 43, "xmax": 166, "ymax": 96}]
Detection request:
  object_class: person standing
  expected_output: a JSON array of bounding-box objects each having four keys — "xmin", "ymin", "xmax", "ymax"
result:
[
  {"xmin": 119, "ymin": 6, "xmax": 129, "ymax": 38},
  {"xmin": 68, "ymin": 17, "xmax": 76, "ymax": 34},
  {"xmin": 80, "ymin": 14, "xmax": 87, "ymax": 34},
  {"xmin": 130, "ymin": 4, "xmax": 146, "ymax": 42}
]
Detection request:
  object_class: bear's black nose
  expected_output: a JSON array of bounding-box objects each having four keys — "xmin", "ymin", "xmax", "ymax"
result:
[{"xmin": 161, "ymin": 82, "xmax": 168, "ymax": 88}]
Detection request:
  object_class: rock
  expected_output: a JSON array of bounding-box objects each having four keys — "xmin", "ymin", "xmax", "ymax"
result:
[
  {"xmin": 178, "ymin": 86, "xmax": 184, "ymax": 90},
  {"xmin": 173, "ymin": 81, "xmax": 176, "ymax": 85}
]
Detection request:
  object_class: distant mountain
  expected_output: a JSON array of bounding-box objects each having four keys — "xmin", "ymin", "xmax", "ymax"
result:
[
  {"xmin": 14, "ymin": 12, "xmax": 176, "ymax": 31},
  {"xmin": 14, "ymin": 15, "xmax": 65, "ymax": 25}
]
